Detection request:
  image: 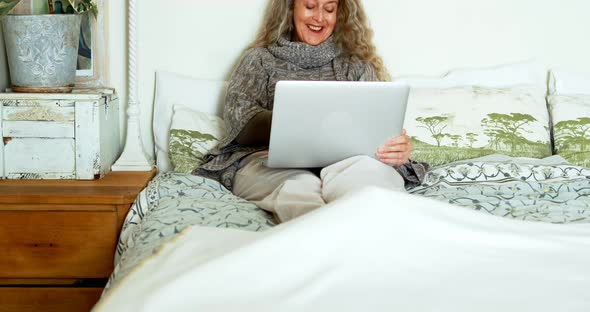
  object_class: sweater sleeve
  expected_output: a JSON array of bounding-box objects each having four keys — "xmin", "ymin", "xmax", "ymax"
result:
[{"xmin": 222, "ymin": 48, "xmax": 272, "ymax": 147}]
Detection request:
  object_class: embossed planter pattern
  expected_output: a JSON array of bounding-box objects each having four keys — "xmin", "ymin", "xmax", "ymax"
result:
[{"xmin": 1, "ymin": 15, "xmax": 81, "ymax": 93}]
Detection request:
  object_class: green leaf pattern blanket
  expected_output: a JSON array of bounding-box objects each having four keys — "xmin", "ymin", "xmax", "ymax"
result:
[
  {"xmin": 106, "ymin": 172, "xmax": 276, "ymax": 290},
  {"xmin": 105, "ymin": 156, "xmax": 590, "ymax": 292},
  {"xmin": 410, "ymin": 155, "xmax": 590, "ymax": 223}
]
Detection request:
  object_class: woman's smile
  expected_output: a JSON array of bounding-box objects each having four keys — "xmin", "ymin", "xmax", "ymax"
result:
[{"xmin": 307, "ymin": 24, "xmax": 323, "ymax": 32}]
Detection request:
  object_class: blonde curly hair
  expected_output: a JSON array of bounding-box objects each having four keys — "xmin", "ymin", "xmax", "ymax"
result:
[{"xmin": 250, "ymin": 0, "xmax": 390, "ymax": 81}]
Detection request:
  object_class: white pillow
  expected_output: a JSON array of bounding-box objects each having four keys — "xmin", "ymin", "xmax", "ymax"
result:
[
  {"xmin": 546, "ymin": 70, "xmax": 590, "ymax": 167},
  {"xmin": 548, "ymin": 69, "xmax": 590, "ymax": 95},
  {"xmin": 547, "ymin": 94, "xmax": 590, "ymax": 168},
  {"xmin": 396, "ymin": 61, "xmax": 547, "ymax": 89},
  {"xmin": 153, "ymin": 71, "xmax": 227, "ymax": 172}
]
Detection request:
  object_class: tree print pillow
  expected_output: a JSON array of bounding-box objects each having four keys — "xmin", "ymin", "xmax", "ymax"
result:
[
  {"xmin": 547, "ymin": 95, "xmax": 590, "ymax": 168},
  {"xmin": 404, "ymin": 86, "xmax": 552, "ymax": 167},
  {"xmin": 168, "ymin": 105, "xmax": 226, "ymax": 173}
]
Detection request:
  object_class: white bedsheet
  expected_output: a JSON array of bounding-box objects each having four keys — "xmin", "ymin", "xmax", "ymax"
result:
[{"xmin": 94, "ymin": 187, "xmax": 590, "ymax": 312}]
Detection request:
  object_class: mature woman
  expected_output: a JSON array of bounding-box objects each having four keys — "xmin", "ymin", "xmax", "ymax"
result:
[{"xmin": 196, "ymin": 0, "xmax": 428, "ymax": 222}]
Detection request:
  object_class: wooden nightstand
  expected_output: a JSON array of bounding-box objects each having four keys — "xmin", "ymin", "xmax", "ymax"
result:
[{"xmin": 0, "ymin": 170, "xmax": 156, "ymax": 312}]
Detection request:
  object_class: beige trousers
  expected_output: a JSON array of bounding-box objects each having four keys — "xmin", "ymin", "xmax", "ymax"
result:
[{"xmin": 233, "ymin": 151, "xmax": 405, "ymax": 223}]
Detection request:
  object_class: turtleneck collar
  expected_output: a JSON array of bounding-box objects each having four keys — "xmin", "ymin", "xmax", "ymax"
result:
[{"xmin": 267, "ymin": 36, "xmax": 339, "ymax": 69}]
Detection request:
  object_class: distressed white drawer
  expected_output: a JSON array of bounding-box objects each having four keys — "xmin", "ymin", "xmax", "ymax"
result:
[
  {"xmin": 4, "ymin": 138, "xmax": 76, "ymax": 179},
  {"xmin": 3, "ymin": 121, "xmax": 74, "ymax": 138},
  {"xmin": 0, "ymin": 90, "xmax": 120, "ymax": 180},
  {"xmin": 1, "ymin": 99, "xmax": 76, "ymax": 108},
  {"xmin": 3, "ymin": 106, "xmax": 75, "ymax": 121}
]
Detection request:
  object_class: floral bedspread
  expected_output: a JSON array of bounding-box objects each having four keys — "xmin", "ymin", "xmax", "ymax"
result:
[
  {"xmin": 106, "ymin": 172, "xmax": 276, "ymax": 290},
  {"xmin": 410, "ymin": 155, "xmax": 590, "ymax": 224},
  {"xmin": 105, "ymin": 156, "xmax": 590, "ymax": 292}
]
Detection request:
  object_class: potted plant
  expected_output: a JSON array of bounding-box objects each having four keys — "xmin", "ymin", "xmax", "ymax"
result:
[{"xmin": 0, "ymin": 0, "xmax": 97, "ymax": 93}]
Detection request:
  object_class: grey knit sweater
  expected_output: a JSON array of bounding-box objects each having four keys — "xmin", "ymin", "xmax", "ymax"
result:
[{"xmin": 194, "ymin": 37, "xmax": 428, "ymax": 190}]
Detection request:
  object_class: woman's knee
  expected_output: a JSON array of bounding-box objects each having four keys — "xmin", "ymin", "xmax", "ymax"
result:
[
  {"xmin": 321, "ymin": 155, "xmax": 405, "ymax": 193},
  {"xmin": 234, "ymin": 156, "xmax": 320, "ymax": 201},
  {"xmin": 321, "ymin": 155, "xmax": 385, "ymax": 178}
]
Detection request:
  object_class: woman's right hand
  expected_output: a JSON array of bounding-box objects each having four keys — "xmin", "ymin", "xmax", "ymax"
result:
[{"xmin": 375, "ymin": 129, "xmax": 413, "ymax": 166}]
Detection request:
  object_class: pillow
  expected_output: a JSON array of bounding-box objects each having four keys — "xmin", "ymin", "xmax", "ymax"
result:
[
  {"xmin": 399, "ymin": 63, "xmax": 551, "ymax": 167},
  {"xmin": 549, "ymin": 69, "xmax": 590, "ymax": 95},
  {"xmin": 547, "ymin": 69, "xmax": 590, "ymax": 167},
  {"xmin": 153, "ymin": 71, "xmax": 227, "ymax": 172},
  {"xmin": 403, "ymin": 85, "xmax": 552, "ymax": 167},
  {"xmin": 168, "ymin": 105, "xmax": 226, "ymax": 173}
]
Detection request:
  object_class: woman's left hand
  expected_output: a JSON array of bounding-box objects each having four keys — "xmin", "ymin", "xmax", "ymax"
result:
[{"xmin": 376, "ymin": 129, "xmax": 413, "ymax": 166}]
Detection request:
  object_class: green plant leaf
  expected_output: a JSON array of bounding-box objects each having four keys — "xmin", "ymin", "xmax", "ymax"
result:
[
  {"xmin": 66, "ymin": 0, "xmax": 97, "ymax": 17},
  {"xmin": 0, "ymin": 0, "xmax": 22, "ymax": 17}
]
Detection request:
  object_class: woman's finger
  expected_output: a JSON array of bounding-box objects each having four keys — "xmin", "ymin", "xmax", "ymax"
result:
[
  {"xmin": 378, "ymin": 156, "xmax": 409, "ymax": 166},
  {"xmin": 379, "ymin": 139, "xmax": 413, "ymax": 152},
  {"xmin": 378, "ymin": 151, "xmax": 410, "ymax": 160},
  {"xmin": 387, "ymin": 135, "xmax": 411, "ymax": 145},
  {"xmin": 378, "ymin": 144, "xmax": 409, "ymax": 153},
  {"xmin": 378, "ymin": 149, "xmax": 410, "ymax": 159}
]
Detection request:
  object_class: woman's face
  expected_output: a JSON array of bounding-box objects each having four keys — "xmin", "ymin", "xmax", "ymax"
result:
[{"xmin": 293, "ymin": 0, "xmax": 338, "ymax": 46}]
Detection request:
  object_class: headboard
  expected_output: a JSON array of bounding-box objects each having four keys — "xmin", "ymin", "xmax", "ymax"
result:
[{"xmin": 113, "ymin": 0, "xmax": 590, "ymax": 170}]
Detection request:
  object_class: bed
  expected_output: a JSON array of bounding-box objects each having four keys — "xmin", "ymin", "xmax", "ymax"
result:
[{"xmin": 93, "ymin": 0, "xmax": 590, "ymax": 311}]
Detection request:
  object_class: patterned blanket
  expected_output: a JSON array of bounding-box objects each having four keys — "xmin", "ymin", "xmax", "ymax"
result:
[
  {"xmin": 410, "ymin": 155, "xmax": 590, "ymax": 223},
  {"xmin": 107, "ymin": 172, "xmax": 276, "ymax": 289},
  {"xmin": 106, "ymin": 155, "xmax": 590, "ymax": 291}
]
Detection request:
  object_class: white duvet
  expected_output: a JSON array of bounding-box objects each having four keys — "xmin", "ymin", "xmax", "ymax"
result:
[{"xmin": 94, "ymin": 187, "xmax": 590, "ymax": 312}]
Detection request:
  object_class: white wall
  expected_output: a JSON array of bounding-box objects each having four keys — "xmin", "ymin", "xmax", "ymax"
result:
[
  {"xmin": 365, "ymin": 0, "xmax": 590, "ymax": 77},
  {"xmin": 106, "ymin": 0, "xmax": 590, "ymax": 158}
]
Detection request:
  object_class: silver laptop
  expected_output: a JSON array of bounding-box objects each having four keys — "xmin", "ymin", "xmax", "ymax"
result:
[{"xmin": 266, "ymin": 80, "xmax": 409, "ymax": 168}]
